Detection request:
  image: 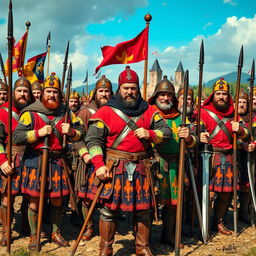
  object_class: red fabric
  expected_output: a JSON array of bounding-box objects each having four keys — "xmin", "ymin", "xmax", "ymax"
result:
[
  {"xmin": 118, "ymin": 66, "xmax": 139, "ymax": 86},
  {"xmin": 95, "ymin": 27, "xmax": 148, "ymax": 74},
  {"xmin": 90, "ymin": 104, "xmax": 158, "ymax": 170},
  {"xmin": 0, "ymin": 102, "xmax": 20, "ymax": 165}
]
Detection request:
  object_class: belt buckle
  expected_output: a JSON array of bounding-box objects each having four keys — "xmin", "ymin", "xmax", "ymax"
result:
[{"xmin": 125, "ymin": 162, "xmax": 136, "ymax": 181}]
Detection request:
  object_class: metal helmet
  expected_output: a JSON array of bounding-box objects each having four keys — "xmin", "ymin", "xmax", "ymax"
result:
[
  {"xmin": 31, "ymin": 81, "xmax": 42, "ymax": 91},
  {"xmin": 213, "ymin": 78, "xmax": 229, "ymax": 92},
  {"xmin": 148, "ymin": 75, "xmax": 175, "ymax": 105},
  {"xmin": 0, "ymin": 79, "xmax": 8, "ymax": 92},
  {"xmin": 69, "ymin": 90, "xmax": 80, "ymax": 100},
  {"xmin": 14, "ymin": 76, "xmax": 31, "ymax": 90},
  {"xmin": 91, "ymin": 75, "xmax": 113, "ymax": 100},
  {"xmin": 43, "ymin": 72, "xmax": 61, "ymax": 91},
  {"xmin": 177, "ymin": 87, "xmax": 194, "ymax": 100}
]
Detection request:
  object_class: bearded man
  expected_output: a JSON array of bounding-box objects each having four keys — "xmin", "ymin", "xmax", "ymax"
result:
[
  {"xmin": 0, "ymin": 79, "xmax": 8, "ymax": 106},
  {"xmin": 148, "ymin": 75, "xmax": 196, "ymax": 248},
  {"xmin": 13, "ymin": 73, "xmax": 87, "ymax": 250},
  {"xmin": 74, "ymin": 75, "xmax": 113, "ymax": 241},
  {"xmin": 235, "ymin": 90, "xmax": 256, "ymax": 224},
  {"xmin": 200, "ymin": 78, "xmax": 249, "ymax": 235},
  {"xmin": 31, "ymin": 81, "xmax": 42, "ymax": 101},
  {"xmin": 0, "ymin": 76, "xmax": 33, "ymax": 246},
  {"xmin": 85, "ymin": 66, "xmax": 172, "ymax": 256},
  {"xmin": 69, "ymin": 90, "xmax": 81, "ymax": 115}
]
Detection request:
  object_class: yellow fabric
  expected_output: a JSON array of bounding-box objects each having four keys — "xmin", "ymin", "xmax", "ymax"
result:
[
  {"xmin": 26, "ymin": 130, "xmax": 37, "ymax": 143},
  {"xmin": 0, "ymin": 144, "xmax": 5, "ymax": 154},
  {"xmin": 153, "ymin": 130, "xmax": 163, "ymax": 144},
  {"xmin": 19, "ymin": 112, "xmax": 32, "ymax": 126},
  {"xmin": 94, "ymin": 121, "xmax": 104, "ymax": 129},
  {"xmin": 89, "ymin": 146, "xmax": 103, "ymax": 158},
  {"xmin": 153, "ymin": 113, "xmax": 162, "ymax": 122}
]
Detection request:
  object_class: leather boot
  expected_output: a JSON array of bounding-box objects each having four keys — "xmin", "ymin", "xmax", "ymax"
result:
[
  {"xmin": 51, "ymin": 229, "xmax": 69, "ymax": 247},
  {"xmin": 99, "ymin": 218, "xmax": 116, "ymax": 256},
  {"xmin": 82, "ymin": 203, "xmax": 94, "ymax": 241},
  {"xmin": 239, "ymin": 192, "xmax": 250, "ymax": 224},
  {"xmin": 0, "ymin": 206, "xmax": 7, "ymax": 247},
  {"xmin": 134, "ymin": 211, "xmax": 153, "ymax": 256}
]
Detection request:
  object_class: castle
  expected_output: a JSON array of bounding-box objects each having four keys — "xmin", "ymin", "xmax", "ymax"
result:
[{"xmin": 147, "ymin": 59, "xmax": 185, "ymax": 98}]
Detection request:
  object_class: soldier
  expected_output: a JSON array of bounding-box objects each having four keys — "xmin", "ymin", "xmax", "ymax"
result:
[
  {"xmin": 76, "ymin": 75, "xmax": 113, "ymax": 241},
  {"xmin": 148, "ymin": 75, "xmax": 196, "ymax": 247},
  {"xmin": 69, "ymin": 90, "xmax": 81, "ymax": 115},
  {"xmin": 13, "ymin": 73, "xmax": 87, "ymax": 250},
  {"xmin": 0, "ymin": 76, "xmax": 33, "ymax": 246},
  {"xmin": 200, "ymin": 78, "xmax": 249, "ymax": 235},
  {"xmin": 235, "ymin": 90, "xmax": 256, "ymax": 224},
  {"xmin": 0, "ymin": 79, "xmax": 8, "ymax": 106},
  {"xmin": 31, "ymin": 81, "xmax": 42, "ymax": 101},
  {"xmin": 85, "ymin": 66, "xmax": 172, "ymax": 256}
]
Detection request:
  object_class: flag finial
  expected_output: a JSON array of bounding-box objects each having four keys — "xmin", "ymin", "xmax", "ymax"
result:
[{"xmin": 144, "ymin": 13, "xmax": 152, "ymax": 23}]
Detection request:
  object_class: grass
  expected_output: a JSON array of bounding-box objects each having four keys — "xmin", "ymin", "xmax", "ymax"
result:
[{"xmin": 243, "ymin": 248, "xmax": 256, "ymax": 256}]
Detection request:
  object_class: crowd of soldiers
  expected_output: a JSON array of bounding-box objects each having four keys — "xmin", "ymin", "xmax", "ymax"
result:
[{"xmin": 0, "ymin": 64, "xmax": 255, "ymax": 256}]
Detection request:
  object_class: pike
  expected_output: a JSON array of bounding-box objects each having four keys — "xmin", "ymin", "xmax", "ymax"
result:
[
  {"xmin": 35, "ymin": 123, "xmax": 50, "ymax": 252},
  {"xmin": 0, "ymin": 52, "xmax": 7, "ymax": 85},
  {"xmin": 70, "ymin": 159, "xmax": 117, "ymax": 256},
  {"xmin": 61, "ymin": 41, "xmax": 69, "ymax": 92},
  {"xmin": 247, "ymin": 59, "xmax": 256, "ymax": 213},
  {"xmin": 233, "ymin": 45, "xmax": 243, "ymax": 236},
  {"xmin": 6, "ymin": 0, "xmax": 14, "ymax": 253},
  {"xmin": 175, "ymin": 70, "xmax": 189, "ymax": 256},
  {"xmin": 46, "ymin": 31, "xmax": 51, "ymax": 76}
]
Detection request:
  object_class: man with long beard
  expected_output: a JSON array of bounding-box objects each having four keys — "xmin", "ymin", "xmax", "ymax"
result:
[
  {"xmin": 74, "ymin": 75, "xmax": 113, "ymax": 241},
  {"xmin": 235, "ymin": 90, "xmax": 255, "ymax": 224},
  {"xmin": 200, "ymin": 78, "xmax": 249, "ymax": 235},
  {"xmin": 13, "ymin": 73, "xmax": 87, "ymax": 250},
  {"xmin": 148, "ymin": 75, "xmax": 196, "ymax": 248},
  {"xmin": 0, "ymin": 76, "xmax": 33, "ymax": 246},
  {"xmin": 0, "ymin": 79, "xmax": 8, "ymax": 106},
  {"xmin": 86, "ymin": 66, "xmax": 172, "ymax": 256}
]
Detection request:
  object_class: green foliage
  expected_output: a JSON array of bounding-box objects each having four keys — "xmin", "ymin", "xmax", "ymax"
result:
[{"xmin": 11, "ymin": 248, "xmax": 29, "ymax": 256}]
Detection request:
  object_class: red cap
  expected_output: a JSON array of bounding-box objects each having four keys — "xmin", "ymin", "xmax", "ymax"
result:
[{"xmin": 118, "ymin": 66, "xmax": 139, "ymax": 87}]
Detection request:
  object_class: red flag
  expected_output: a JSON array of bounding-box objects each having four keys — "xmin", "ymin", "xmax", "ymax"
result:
[
  {"xmin": 5, "ymin": 31, "xmax": 28, "ymax": 76},
  {"xmin": 95, "ymin": 27, "xmax": 148, "ymax": 74}
]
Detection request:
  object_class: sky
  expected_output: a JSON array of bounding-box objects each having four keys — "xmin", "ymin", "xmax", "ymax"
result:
[{"xmin": 0, "ymin": 0, "xmax": 256, "ymax": 89}]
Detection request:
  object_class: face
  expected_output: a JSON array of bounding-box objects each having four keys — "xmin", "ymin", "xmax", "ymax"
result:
[
  {"xmin": 237, "ymin": 98, "xmax": 248, "ymax": 115},
  {"xmin": 0, "ymin": 90, "xmax": 8, "ymax": 105},
  {"xmin": 42, "ymin": 88, "xmax": 60, "ymax": 110},
  {"xmin": 213, "ymin": 90, "xmax": 229, "ymax": 111},
  {"xmin": 32, "ymin": 89, "xmax": 42, "ymax": 100},
  {"xmin": 178, "ymin": 94, "xmax": 194, "ymax": 114},
  {"xmin": 14, "ymin": 87, "xmax": 31, "ymax": 110},
  {"xmin": 95, "ymin": 88, "xmax": 111, "ymax": 107},
  {"xmin": 253, "ymin": 95, "xmax": 256, "ymax": 112},
  {"xmin": 69, "ymin": 98, "xmax": 80, "ymax": 112},
  {"xmin": 156, "ymin": 92, "xmax": 173, "ymax": 111}
]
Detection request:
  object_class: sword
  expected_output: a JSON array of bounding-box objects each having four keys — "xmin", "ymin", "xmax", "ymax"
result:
[
  {"xmin": 187, "ymin": 154, "xmax": 205, "ymax": 243},
  {"xmin": 201, "ymin": 144, "xmax": 212, "ymax": 242},
  {"xmin": 247, "ymin": 151, "xmax": 256, "ymax": 213}
]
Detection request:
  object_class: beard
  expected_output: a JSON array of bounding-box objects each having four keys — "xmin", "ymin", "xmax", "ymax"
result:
[
  {"xmin": 42, "ymin": 95, "xmax": 60, "ymax": 110},
  {"xmin": 13, "ymin": 95, "xmax": 31, "ymax": 110},
  {"xmin": 95, "ymin": 96, "xmax": 108, "ymax": 108},
  {"xmin": 213, "ymin": 98, "xmax": 230, "ymax": 112},
  {"xmin": 238, "ymin": 108, "xmax": 247, "ymax": 115},
  {"xmin": 156, "ymin": 100, "xmax": 173, "ymax": 111},
  {"xmin": 70, "ymin": 105, "xmax": 80, "ymax": 112},
  {"xmin": 179, "ymin": 106, "xmax": 193, "ymax": 114},
  {"xmin": 117, "ymin": 91, "xmax": 138, "ymax": 108}
]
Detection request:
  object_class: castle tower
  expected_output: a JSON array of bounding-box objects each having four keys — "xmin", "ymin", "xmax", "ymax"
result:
[
  {"xmin": 174, "ymin": 61, "xmax": 184, "ymax": 92},
  {"xmin": 147, "ymin": 59, "xmax": 162, "ymax": 98}
]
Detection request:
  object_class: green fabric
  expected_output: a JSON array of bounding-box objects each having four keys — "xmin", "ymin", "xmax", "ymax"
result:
[
  {"xmin": 50, "ymin": 206, "xmax": 62, "ymax": 233},
  {"xmin": 28, "ymin": 208, "xmax": 38, "ymax": 235},
  {"xmin": 158, "ymin": 114, "xmax": 182, "ymax": 205}
]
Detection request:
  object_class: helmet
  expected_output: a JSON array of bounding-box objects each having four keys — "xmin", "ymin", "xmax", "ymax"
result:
[
  {"xmin": 43, "ymin": 72, "xmax": 61, "ymax": 91},
  {"xmin": 213, "ymin": 78, "xmax": 229, "ymax": 92},
  {"xmin": 91, "ymin": 75, "xmax": 113, "ymax": 100},
  {"xmin": 0, "ymin": 79, "xmax": 8, "ymax": 92},
  {"xmin": 118, "ymin": 66, "xmax": 139, "ymax": 87},
  {"xmin": 31, "ymin": 81, "xmax": 42, "ymax": 91},
  {"xmin": 14, "ymin": 76, "xmax": 31, "ymax": 90},
  {"xmin": 69, "ymin": 90, "xmax": 80, "ymax": 100},
  {"xmin": 177, "ymin": 87, "xmax": 194, "ymax": 100}
]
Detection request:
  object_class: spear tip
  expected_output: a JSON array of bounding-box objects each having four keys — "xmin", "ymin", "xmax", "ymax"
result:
[
  {"xmin": 9, "ymin": 0, "xmax": 12, "ymax": 10},
  {"xmin": 238, "ymin": 45, "xmax": 244, "ymax": 68},
  {"xmin": 250, "ymin": 58, "xmax": 255, "ymax": 82},
  {"xmin": 199, "ymin": 39, "xmax": 204, "ymax": 64}
]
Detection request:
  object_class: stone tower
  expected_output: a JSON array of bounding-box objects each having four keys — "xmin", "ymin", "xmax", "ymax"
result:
[
  {"xmin": 174, "ymin": 61, "xmax": 184, "ymax": 92},
  {"xmin": 147, "ymin": 59, "xmax": 162, "ymax": 98}
]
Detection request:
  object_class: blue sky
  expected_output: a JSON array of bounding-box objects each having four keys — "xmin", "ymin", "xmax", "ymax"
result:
[{"xmin": 0, "ymin": 0, "xmax": 256, "ymax": 88}]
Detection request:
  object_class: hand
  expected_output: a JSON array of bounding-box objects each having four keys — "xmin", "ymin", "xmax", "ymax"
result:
[
  {"xmin": 83, "ymin": 154, "xmax": 91, "ymax": 164},
  {"xmin": 231, "ymin": 121, "xmax": 240, "ymax": 133},
  {"xmin": 38, "ymin": 125, "xmax": 52, "ymax": 137},
  {"xmin": 96, "ymin": 166, "xmax": 110, "ymax": 180},
  {"xmin": 1, "ymin": 161, "xmax": 14, "ymax": 175},
  {"xmin": 178, "ymin": 126, "xmax": 190, "ymax": 140},
  {"xmin": 134, "ymin": 128, "xmax": 150, "ymax": 140},
  {"xmin": 200, "ymin": 132, "xmax": 210, "ymax": 144},
  {"xmin": 61, "ymin": 123, "xmax": 73, "ymax": 136},
  {"xmin": 247, "ymin": 142, "xmax": 256, "ymax": 152}
]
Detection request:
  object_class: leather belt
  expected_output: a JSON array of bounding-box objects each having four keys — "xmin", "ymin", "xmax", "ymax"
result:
[{"xmin": 106, "ymin": 148, "xmax": 148, "ymax": 161}]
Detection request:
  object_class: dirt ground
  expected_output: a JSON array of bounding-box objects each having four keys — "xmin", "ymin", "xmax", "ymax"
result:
[{"xmin": 0, "ymin": 196, "xmax": 256, "ymax": 256}]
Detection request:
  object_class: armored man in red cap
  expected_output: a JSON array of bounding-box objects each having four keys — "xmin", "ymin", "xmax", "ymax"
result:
[{"xmin": 86, "ymin": 66, "xmax": 172, "ymax": 256}]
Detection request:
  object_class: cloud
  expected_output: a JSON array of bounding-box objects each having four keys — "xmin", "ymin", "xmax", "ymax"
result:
[
  {"xmin": 223, "ymin": 0, "xmax": 237, "ymax": 6},
  {"xmin": 203, "ymin": 22, "xmax": 213, "ymax": 30},
  {"xmin": 154, "ymin": 15, "xmax": 256, "ymax": 85}
]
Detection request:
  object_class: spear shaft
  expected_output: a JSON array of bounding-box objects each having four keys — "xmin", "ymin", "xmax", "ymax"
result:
[
  {"xmin": 0, "ymin": 52, "xmax": 7, "ymax": 85},
  {"xmin": 233, "ymin": 45, "xmax": 243, "ymax": 236},
  {"xmin": 61, "ymin": 41, "xmax": 69, "ymax": 92},
  {"xmin": 7, "ymin": 0, "xmax": 14, "ymax": 253}
]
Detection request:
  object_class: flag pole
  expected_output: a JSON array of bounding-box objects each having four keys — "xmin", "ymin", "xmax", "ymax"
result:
[
  {"xmin": 20, "ymin": 21, "xmax": 31, "ymax": 75},
  {"xmin": 142, "ymin": 13, "xmax": 152, "ymax": 100}
]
